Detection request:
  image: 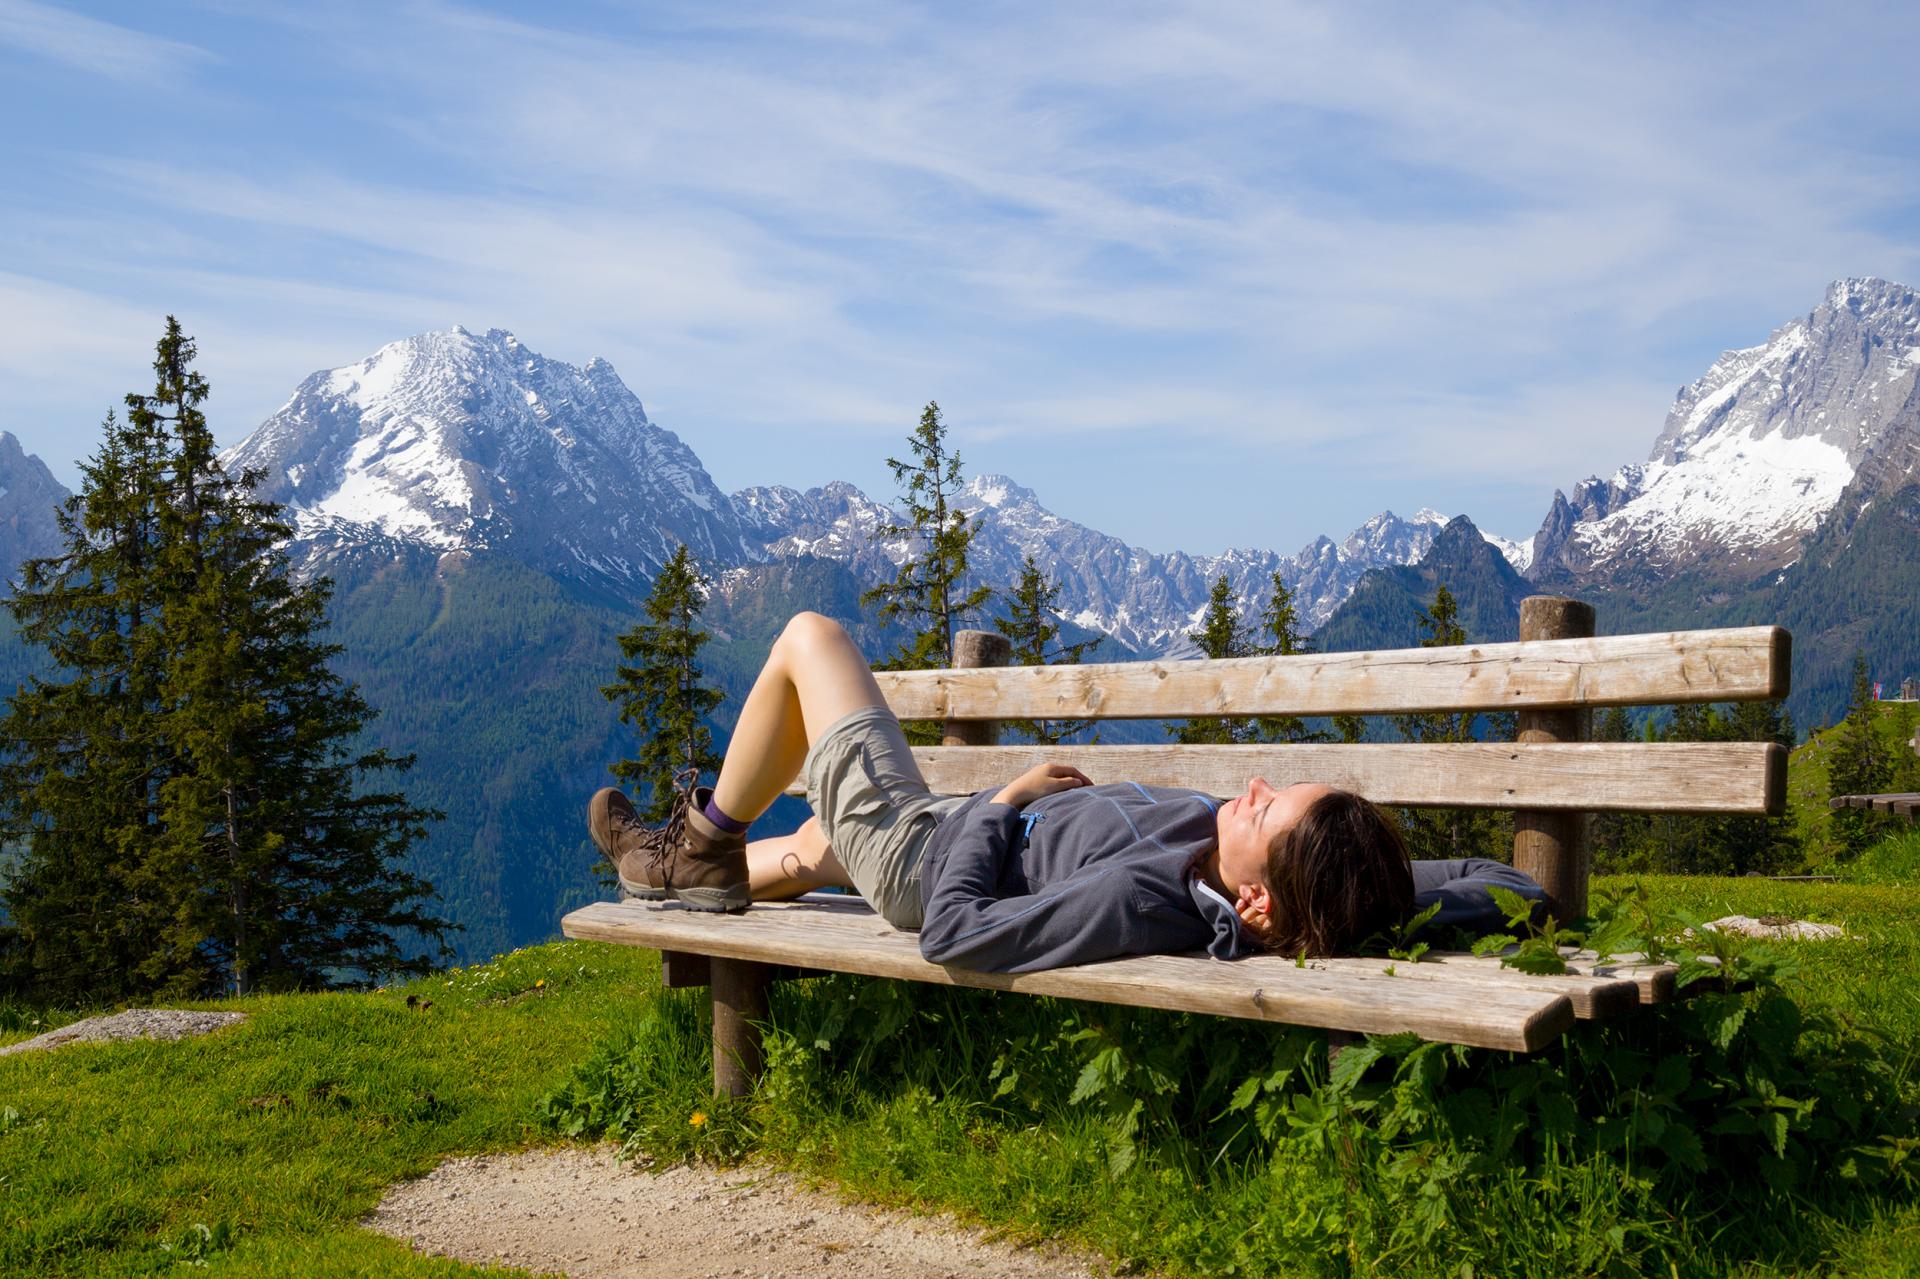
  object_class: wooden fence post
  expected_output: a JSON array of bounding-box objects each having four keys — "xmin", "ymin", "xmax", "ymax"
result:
[
  {"xmin": 944, "ymin": 630, "xmax": 1012, "ymax": 745},
  {"xmin": 1512, "ymin": 596, "xmax": 1595, "ymax": 921}
]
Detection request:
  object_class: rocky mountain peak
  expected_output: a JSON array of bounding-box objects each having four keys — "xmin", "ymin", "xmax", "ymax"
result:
[
  {"xmin": 0, "ymin": 431, "xmax": 69, "ymax": 587},
  {"xmin": 222, "ymin": 327, "xmax": 748, "ymax": 586},
  {"xmin": 958, "ymin": 473, "xmax": 1039, "ymax": 510},
  {"xmin": 1339, "ymin": 509, "xmax": 1448, "ymax": 563},
  {"xmin": 1532, "ymin": 277, "xmax": 1920, "ymax": 583},
  {"xmin": 1649, "ymin": 275, "xmax": 1918, "ymax": 470}
]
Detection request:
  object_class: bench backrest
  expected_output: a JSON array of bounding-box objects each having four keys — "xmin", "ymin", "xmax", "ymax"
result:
[{"xmin": 867, "ymin": 597, "xmax": 1791, "ymax": 919}]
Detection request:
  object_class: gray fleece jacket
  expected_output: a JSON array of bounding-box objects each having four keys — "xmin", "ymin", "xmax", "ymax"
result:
[{"xmin": 916, "ymin": 783, "xmax": 1547, "ymax": 973}]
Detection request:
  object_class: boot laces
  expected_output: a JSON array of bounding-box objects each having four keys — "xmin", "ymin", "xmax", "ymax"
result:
[{"xmin": 644, "ymin": 767, "xmax": 703, "ymax": 883}]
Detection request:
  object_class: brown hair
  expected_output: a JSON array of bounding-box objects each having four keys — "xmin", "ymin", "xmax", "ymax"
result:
[{"xmin": 1260, "ymin": 790, "xmax": 1414, "ymax": 957}]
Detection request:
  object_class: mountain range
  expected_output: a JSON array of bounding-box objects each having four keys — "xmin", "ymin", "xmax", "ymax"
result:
[
  {"xmin": 2, "ymin": 277, "xmax": 1916, "ymax": 955},
  {"xmin": 220, "ymin": 322, "xmax": 1470, "ymax": 654}
]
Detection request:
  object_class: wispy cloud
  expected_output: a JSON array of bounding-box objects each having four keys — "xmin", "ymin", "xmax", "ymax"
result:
[
  {"xmin": 0, "ymin": 0, "xmax": 210, "ymax": 82},
  {"xmin": 3, "ymin": 1, "xmax": 1917, "ymax": 551}
]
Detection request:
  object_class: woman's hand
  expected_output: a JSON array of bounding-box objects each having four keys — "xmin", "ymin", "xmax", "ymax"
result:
[{"xmin": 992, "ymin": 762, "xmax": 1093, "ymax": 810}]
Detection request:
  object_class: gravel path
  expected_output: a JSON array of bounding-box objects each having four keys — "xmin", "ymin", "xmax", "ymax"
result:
[{"xmin": 365, "ymin": 1147, "xmax": 1104, "ymax": 1279}]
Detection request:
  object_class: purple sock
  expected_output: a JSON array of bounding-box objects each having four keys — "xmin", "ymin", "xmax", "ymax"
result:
[{"xmin": 702, "ymin": 795, "xmax": 749, "ymax": 834}]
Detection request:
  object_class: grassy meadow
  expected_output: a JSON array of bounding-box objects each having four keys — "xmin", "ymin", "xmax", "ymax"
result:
[{"xmin": 2, "ymin": 852, "xmax": 1917, "ymax": 1276}]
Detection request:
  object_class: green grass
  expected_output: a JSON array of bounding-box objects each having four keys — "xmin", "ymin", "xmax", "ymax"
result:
[
  {"xmin": 0, "ymin": 943, "xmax": 659, "ymax": 1276},
  {"xmin": 1595, "ymin": 872, "xmax": 1920, "ymax": 1039},
  {"xmin": 6, "ymin": 875, "xmax": 1919, "ymax": 1278}
]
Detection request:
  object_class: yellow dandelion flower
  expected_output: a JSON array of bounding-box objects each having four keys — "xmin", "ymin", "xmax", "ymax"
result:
[
  {"xmin": 689, "ymin": 1111, "xmax": 708, "ymax": 1127},
  {"xmin": 534, "ymin": 979, "xmax": 546, "ymax": 988}
]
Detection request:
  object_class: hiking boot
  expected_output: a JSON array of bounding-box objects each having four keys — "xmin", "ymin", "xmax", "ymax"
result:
[
  {"xmin": 587, "ymin": 787, "xmax": 667, "ymax": 901},
  {"xmin": 587, "ymin": 782, "xmax": 750, "ymax": 913}
]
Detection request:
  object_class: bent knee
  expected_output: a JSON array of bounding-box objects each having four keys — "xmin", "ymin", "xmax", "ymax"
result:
[{"xmin": 778, "ymin": 611, "xmax": 850, "ymax": 652}]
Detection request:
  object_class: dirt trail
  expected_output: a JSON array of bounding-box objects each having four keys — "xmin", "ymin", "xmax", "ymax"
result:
[{"xmin": 365, "ymin": 1147, "xmax": 1104, "ymax": 1279}]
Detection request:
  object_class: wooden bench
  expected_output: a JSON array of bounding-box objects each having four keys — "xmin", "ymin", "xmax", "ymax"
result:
[{"xmin": 562, "ymin": 596, "xmax": 1790, "ymax": 1095}]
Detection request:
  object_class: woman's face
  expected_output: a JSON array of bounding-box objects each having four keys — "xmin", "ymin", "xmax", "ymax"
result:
[{"xmin": 1215, "ymin": 779, "xmax": 1331, "ymax": 895}]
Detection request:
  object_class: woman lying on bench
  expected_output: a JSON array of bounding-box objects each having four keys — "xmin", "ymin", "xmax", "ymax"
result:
[{"xmin": 588, "ymin": 611, "xmax": 1543, "ymax": 973}]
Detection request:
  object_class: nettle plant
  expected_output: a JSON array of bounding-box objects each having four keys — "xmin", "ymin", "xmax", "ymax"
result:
[{"xmin": 1228, "ymin": 884, "xmax": 1919, "ymax": 1255}]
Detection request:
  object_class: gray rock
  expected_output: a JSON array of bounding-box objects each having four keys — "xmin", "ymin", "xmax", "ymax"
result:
[
  {"xmin": 1704, "ymin": 914, "xmax": 1845, "ymax": 941},
  {"xmin": 0, "ymin": 1008, "xmax": 246, "ymax": 1056}
]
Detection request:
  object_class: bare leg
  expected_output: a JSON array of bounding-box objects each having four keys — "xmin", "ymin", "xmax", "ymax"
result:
[
  {"xmin": 711, "ymin": 612, "xmax": 893, "ymax": 823},
  {"xmin": 745, "ymin": 817, "xmax": 852, "ymax": 901}
]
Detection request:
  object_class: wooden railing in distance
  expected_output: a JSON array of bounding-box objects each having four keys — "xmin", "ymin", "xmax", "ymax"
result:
[{"xmin": 1829, "ymin": 793, "xmax": 1920, "ymax": 818}]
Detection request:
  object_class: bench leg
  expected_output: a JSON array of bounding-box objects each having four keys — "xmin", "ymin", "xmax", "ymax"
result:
[{"xmin": 711, "ymin": 957, "xmax": 770, "ymax": 1098}]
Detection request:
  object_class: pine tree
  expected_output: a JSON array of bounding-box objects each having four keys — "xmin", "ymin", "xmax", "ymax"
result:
[
  {"xmin": 863, "ymin": 401, "xmax": 992, "ymax": 671},
  {"xmin": 603, "ymin": 545, "xmax": 724, "ymax": 821},
  {"xmin": 995, "ymin": 554, "xmax": 1098, "ymax": 746},
  {"xmin": 0, "ymin": 410, "xmax": 173, "ymax": 1002},
  {"xmin": 1394, "ymin": 583, "xmax": 1500, "ymax": 860},
  {"xmin": 1253, "ymin": 569, "xmax": 1322, "ymax": 744},
  {"xmin": 0, "ymin": 319, "xmax": 449, "ymax": 1002},
  {"xmin": 1828, "ymin": 651, "xmax": 1893, "ymax": 857},
  {"xmin": 862, "ymin": 401, "xmax": 992, "ymax": 743},
  {"xmin": 1395, "ymin": 584, "xmax": 1472, "ymax": 746},
  {"xmin": 1172, "ymin": 575, "xmax": 1255, "ymax": 745}
]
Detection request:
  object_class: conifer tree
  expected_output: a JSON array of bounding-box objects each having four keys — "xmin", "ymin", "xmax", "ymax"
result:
[
  {"xmin": 1395, "ymin": 584, "xmax": 1471, "ymax": 745},
  {"xmin": 863, "ymin": 401, "xmax": 992, "ymax": 672},
  {"xmin": 603, "ymin": 545, "xmax": 724, "ymax": 821},
  {"xmin": 0, "ymin": 410, "xmax": 173, "ymax": 1002},
  {"xmin": 1253, "ymin": 569, "xmax": 1321, "ymax": 744},
  {"xmin": 862, "ymin": 401, "xmax": 992, "ymax": 744},
  {"xmin": 0, "ymin": 319, "xmax": 449, "ymax": 1001},
  {"xmin": 1172, "ymin": 575, "xmax": 1255, "ymax": 745},
  {"xmin": 1828, "ymin": 651, "xmax": 1893, "ymax": 857},
  {"xmin": 1394, "ymin": 583, "xmax": 1499, "ymax": 860},
  {"xmin": 995, "ymin": 554, "xmax": 1098, "ymax": 746}
]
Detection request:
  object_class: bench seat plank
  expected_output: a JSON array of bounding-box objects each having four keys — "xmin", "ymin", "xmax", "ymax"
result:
[
  {"xmin": 781, "ymin": 742, "xmax": 1786, "ymax": 815},
  {"xmin": 874, "ymin": 626, "xmax": 1790, "ymax": 721},
  {"xmin": 563, "ymin": 897, "xmax": 1586, "ymax": 1053}
]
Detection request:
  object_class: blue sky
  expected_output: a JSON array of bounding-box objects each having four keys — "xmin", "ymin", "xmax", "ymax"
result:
[{"xmin": 4, "ymin": 1, "xmax": 1919, "ymax": 555}]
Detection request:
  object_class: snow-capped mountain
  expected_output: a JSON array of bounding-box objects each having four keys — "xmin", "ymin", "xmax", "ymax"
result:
[
  {"xmin": 732, "ymin": 472, "xmax": 1455, "ymax": 653},
  {"xmin": 217, "ymin": 327, "xmax": 1523, "ymax": 653},
  {"xmin": 1531, "ymin": 278, "xmax": 1920, "ymax": 581},
  {"xmin": 223, "ymin": 326, "xmax": 757, "ymax": 585}
]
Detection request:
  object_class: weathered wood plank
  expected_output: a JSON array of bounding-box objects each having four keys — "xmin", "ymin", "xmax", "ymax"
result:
[
  {"xmin": 873, "ymin": 626, "xmax": 1790, "ymax": 721},
  {"xmin": 563, "ymin": 898, "xmax": 1577, "ymax": 1052},
  {"xmin": 1302, "ymin": 951, "xmax": 1643, "ymax": 1020},
  {"xmin": 588, "ymin": 898, "xmax": 1672, "ymax": 1019},
  {"xmin": 783, "ymin": 742, "xmax": 1785, "ymax": 814},
  {"xmin": 659, "ymin": 951, "xmax": 828, "ymax": 989}
]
